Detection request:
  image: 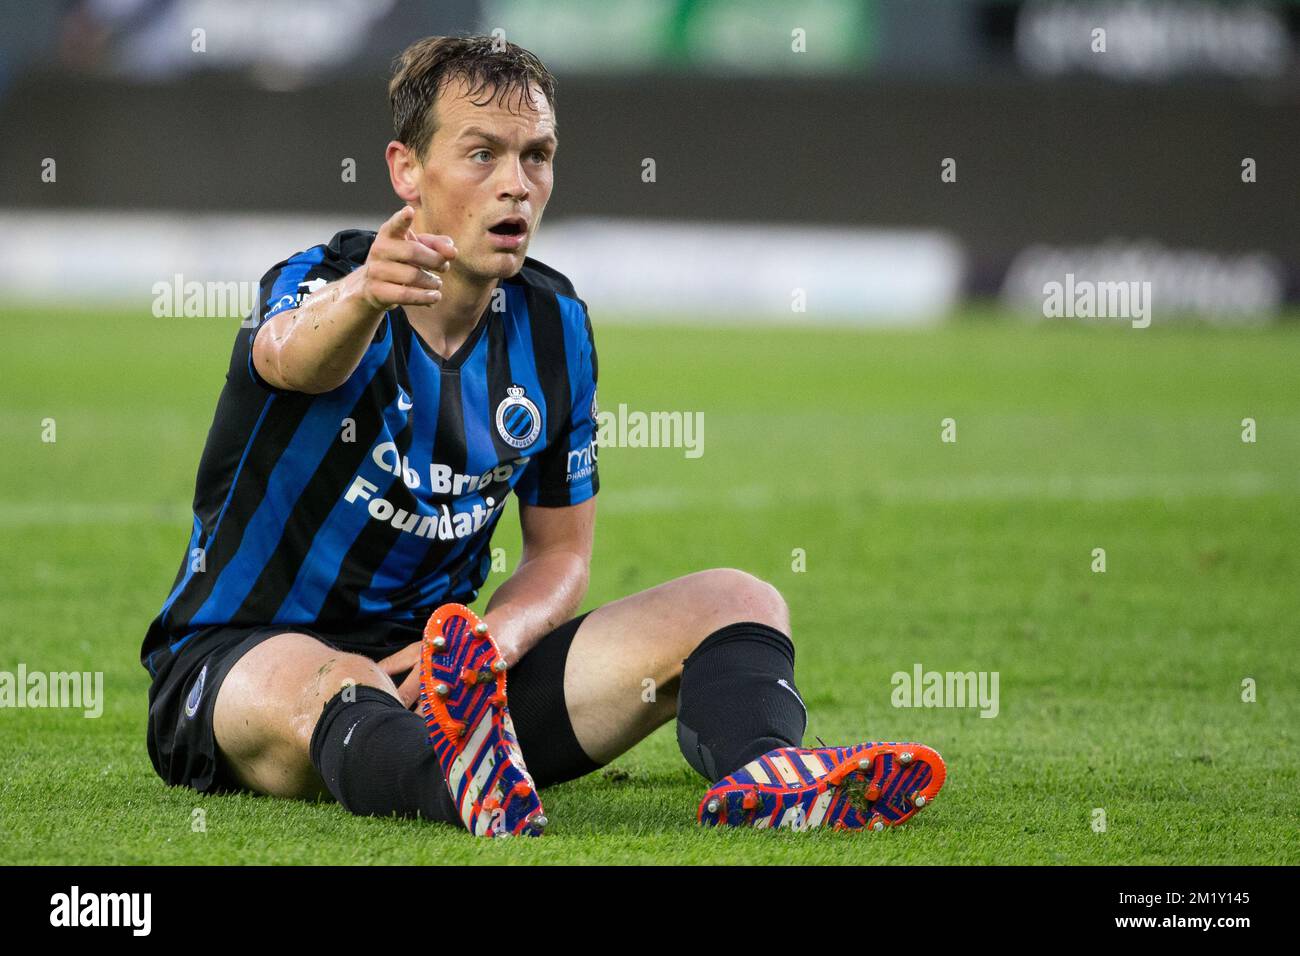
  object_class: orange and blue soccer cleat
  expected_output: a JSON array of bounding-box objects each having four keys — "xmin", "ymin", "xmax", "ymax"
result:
[
  {"xmin": 697, "ymin": 742, "xmax": 946, "ymax": 831},
  {"xmin": 418, "ymin": 603, "xmax": 546, "ymax": 837}
]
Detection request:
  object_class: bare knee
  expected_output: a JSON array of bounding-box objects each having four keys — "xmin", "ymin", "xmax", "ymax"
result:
[
  {"xmin": 295, "ymin": 650, "xmax": 394, "ymax": 706},
  {"xmin": 651, "ymin": 569, "xmax": 791, "ymax": 692},
  {"xmin": 290, "ymin": 652, "xmax": 396, "ymax": 741},
  {"xmin": 688, "ymin": 567, "xmax": 790, "ymax": 636},
  {"xmin": 214, "ymin": 635, "xmax": 397, "ymax": 797}
]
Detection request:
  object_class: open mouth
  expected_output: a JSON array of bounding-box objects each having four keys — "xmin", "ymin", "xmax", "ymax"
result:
[{"xmin": 488, "ymin": 217, "xmax": 527, "ymax": 237}]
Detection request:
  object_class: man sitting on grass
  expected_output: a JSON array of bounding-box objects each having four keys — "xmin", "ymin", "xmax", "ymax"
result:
[{"xmin": 140, "ymin": 35, "xmax": 945, "ymax": 836}]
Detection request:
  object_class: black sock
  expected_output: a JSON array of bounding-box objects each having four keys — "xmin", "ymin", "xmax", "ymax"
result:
[
  {"xmin": 308, "ymin": 686, "xmax": 459, "ymax": 824},
  {"xmin": 675, "ymin": 621, "xmax": 807, "ymax": 781}
]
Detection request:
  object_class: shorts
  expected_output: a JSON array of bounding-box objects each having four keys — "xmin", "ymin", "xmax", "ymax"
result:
[{"xmin": 145, "ymin": 611, "xmax": 599, "ymax": 794}]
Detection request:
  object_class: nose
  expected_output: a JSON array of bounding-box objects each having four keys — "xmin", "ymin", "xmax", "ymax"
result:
[{"xmin": 496, "ymin": 155, "xmax": 530, "ymax": 202}]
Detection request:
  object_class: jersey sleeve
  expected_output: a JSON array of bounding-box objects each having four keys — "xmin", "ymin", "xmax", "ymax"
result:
[
  {"xmin": 243, "ymin": 241, "xmax": 378, "ymax": 393},
  {"xmin": 514, "ymin": 301, "xmax": 599, "ymax": 508}
]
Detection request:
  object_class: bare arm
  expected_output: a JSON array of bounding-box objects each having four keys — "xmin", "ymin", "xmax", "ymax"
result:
[
  {"xmin": 252, "ymin": 206, "xmax": 456, "ymax": 393},
  {"xmin": 378, "ymin": 497, "xmax": 595, "ymax": 708},
  {"xmin": 482, "ymin": 497, "xmax": 596, "ymax": 664}
]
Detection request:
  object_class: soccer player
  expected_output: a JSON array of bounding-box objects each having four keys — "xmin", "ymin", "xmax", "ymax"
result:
[{"xmin": 140, "ymin": 35, "xmax": 945, "ymax": 836}]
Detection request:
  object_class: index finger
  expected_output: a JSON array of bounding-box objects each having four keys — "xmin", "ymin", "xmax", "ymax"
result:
[
  {"xmin": 376, "ymin": 640, "xmax": 421, "ymax": 676},
  {"xmin": 377, "ymin": 205, "xmax": 416, "ymax": 240},
  {"xmin": 411, "ymin": 233, "xmax": 458, "ymax": 261},
  {"xmin": 396, "ymin": 668, "xmax": 421, "ymax": 710}
]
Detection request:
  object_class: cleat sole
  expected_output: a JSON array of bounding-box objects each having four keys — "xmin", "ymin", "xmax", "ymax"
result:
[
  {"xmin": 697, "ymin": 742, "xmax": 946, "ymax": 832},
  {"xmin": 419, "ymin": 603, "xmax": 546, "ymax": 837}
]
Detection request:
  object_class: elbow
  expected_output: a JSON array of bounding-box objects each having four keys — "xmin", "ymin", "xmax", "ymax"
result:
[
  {"xmin": 291, "ymin": 371, "xmax": 348, "ymax": 395},
  {"xmin": 565, "ymin": 553, "xmax": 592, "ymax": 601},
  {"xmin": 261, "ymin": 340, "xmax": 347, "ymax": 394}
]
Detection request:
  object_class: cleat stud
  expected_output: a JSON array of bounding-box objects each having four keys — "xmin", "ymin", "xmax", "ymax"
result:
[
  {"xmin": 865, "ymin": 784, "xmax": 881, "ymax": 801},
  {"xmin": 431, "ymin": 636, "xmax": 447, "ymax": 650},
  {"xmin": 857, "ymin": 757, "xmax": 871, "ymax": 771},
  {"xmin": 871, "ymin": 820, "xmax": 885, "ymax": 832},
  {"xmin": 706, "ymin": 798, "xmax": 721, "ymax": 814},
  {"xmin": 493, "ymin": 659, "xmax": 508, "ymax": 673},
  {"xmin": 533, "ymin": 815, "xmax": 548, "ymax": 828},
  {"xmin": 433, "ymin": 682, "xmax": 449, "ymax": 697},
  {"xmin": 741, "ymin": 791, "xmax": 760, "ymax": 811},
  {"xmin": 474, "ymin": 622, "xmax": 489, "ymax": 636},
  {"xmin": 898, "ymin": 751, "xmax": 914, "ymax": 765},
  {"xmin": 913, "ymin": 793, "xmax": 927, "ymax": 807},
  {"xmin": 512, "ymin": 781, "xmax": 531, "ymax": 798}
]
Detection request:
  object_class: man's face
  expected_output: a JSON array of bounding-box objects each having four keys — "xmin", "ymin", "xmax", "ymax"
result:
[{"xmin": 405, "ymin": 79, "xmax": 556, "ymax": 282}]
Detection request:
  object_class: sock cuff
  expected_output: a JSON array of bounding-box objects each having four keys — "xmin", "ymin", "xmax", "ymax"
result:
[
  {"xmin": 682, "ymin": 620, "xmax": 795, "ymax": 670},
  {"xmin": 308, "ymin": 684, "xmax": 404, "ymax": 769}
]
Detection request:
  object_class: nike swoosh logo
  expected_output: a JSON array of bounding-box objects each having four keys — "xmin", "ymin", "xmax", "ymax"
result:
[
  {"xmin": 343, "ymin": 719, "xmax": 363, "ymax": 746},
  {"xmin": 777, "ymin": 678, "xmax": 807, "ymax": 718}
]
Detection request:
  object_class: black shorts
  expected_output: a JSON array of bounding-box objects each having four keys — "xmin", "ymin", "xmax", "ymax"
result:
[{"xmin": 146, "ymin": 612, "xmax": 599, "ymax": 794}]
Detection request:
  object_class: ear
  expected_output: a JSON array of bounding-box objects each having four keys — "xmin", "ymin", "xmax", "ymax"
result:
[{"xmin": 386, "ymin": 140, "xmax": 422, "ymax": 204}]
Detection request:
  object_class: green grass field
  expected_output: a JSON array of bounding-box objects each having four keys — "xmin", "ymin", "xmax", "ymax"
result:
[{"xmin": 1, "ymin": 306, "xmax": 1297, "ymax": 864}]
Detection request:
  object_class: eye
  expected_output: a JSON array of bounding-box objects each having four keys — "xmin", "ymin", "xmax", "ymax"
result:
[
  {"xmin": 471, "ymin": 148, "xmax": 493, "ymax": 163},
  {"xmin": 528, "ymin": 149, "xmax": 551, "ymax": 164}
]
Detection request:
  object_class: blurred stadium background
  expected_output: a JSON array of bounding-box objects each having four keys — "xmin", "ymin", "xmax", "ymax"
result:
[
  {"xmin": 1, "ymin": 1, "xmax": 1298, "ymax": 864},
  {"xmin": 1, "ymin": 0, "xmax": 1296, "ymax": 320}
]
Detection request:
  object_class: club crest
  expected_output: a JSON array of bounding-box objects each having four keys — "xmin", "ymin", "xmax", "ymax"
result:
[
  {"xmin": 185, "ymin": 664, "xmax": 208, "ymax": 719},
  {"xmin": 495, "ymin": 385, "xmax": 542, "ymax": 449}
]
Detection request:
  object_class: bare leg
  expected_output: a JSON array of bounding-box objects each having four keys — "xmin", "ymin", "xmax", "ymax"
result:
[
  {"xmin": 561, "ymin": 568, "xmax": 790, "ymax": 764},
  {"xmin": 212, "ymin": 633, "xmax": 400, "ymax": 798},
  {"xmin": 211, "ymin": 567, "xmax": 790, "ymax": 798}
]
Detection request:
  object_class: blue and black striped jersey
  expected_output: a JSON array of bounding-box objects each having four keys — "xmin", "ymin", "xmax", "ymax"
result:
[{"xmin": 142, "ymin": 229, "xmax": 598, "ymax": 670}]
